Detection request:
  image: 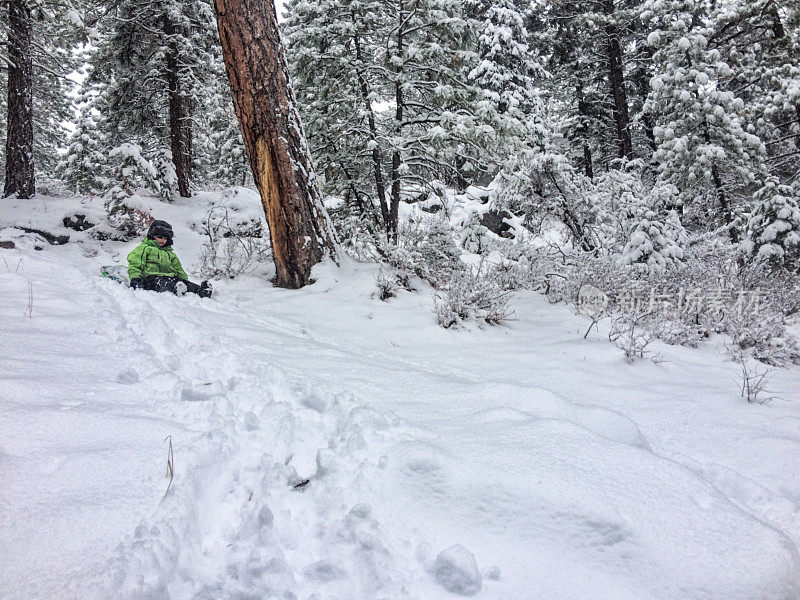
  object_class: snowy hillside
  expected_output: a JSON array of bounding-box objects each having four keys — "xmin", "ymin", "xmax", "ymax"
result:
[{"xmin": 2, "ymin": 192, "xmax": 800, "ymax": 600}]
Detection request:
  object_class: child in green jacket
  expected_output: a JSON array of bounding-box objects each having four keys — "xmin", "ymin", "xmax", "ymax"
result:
[{"xmin": 127, "ymin": 220, "xmax": 212, "ymax": 298}]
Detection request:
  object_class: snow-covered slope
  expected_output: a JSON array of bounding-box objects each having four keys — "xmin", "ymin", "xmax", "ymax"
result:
[{"xmin": 2, "ymin": 195, "xmax": 800, "ymax": 600}]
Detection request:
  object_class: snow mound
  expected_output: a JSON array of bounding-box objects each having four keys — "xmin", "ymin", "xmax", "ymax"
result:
[{"xmin": 434, "ymin": 544, "xmax": 482, "ymax": 596}]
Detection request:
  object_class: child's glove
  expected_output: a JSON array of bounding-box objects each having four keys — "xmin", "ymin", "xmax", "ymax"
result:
[{"xmin": 130, "ymin": 278, "xmax": 143, "ymax": 289}]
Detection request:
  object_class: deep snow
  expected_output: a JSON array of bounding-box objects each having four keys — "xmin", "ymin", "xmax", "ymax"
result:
[{"xmin": 1, "ymin": 192, "xmax": 800, "ymax": 600}]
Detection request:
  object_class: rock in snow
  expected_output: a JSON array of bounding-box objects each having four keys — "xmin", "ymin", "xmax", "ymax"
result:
[
  {"xmin": 303, "ymin": 560, "xmax": 346, "ymax": 582},
  {"xmin": 434, "ymin": 544, "xmax": 482, "ymax": 596},
  {"xmin": 115, "ymin": 368, "xmax": 139, "ymax": 384}
]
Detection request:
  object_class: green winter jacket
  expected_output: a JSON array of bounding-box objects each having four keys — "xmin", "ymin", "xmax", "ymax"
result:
[{"xmin": 127, "ymin": 238, "xmax": 188, "ymax": 280}]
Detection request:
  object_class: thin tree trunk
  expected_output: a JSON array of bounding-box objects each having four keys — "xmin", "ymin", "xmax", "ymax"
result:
[
  {"xmin": 795, "ymin": 104, "xmax": 800, "ymax": 152},
  {"xmin": 350, "ymin": 11, "xmax": 390, "ymax": 232},
  {"xmin": 604, "ymin": 0, "xmax": 634, "ymax": 161},
  {"xmin": 325, "ymin": 132, "xmax": 374, "ymax": 219},
  {"xmin": 549, "ymin": 173, "xmax": 596, "ymax": 252},
  {"xmin": 4, "ymin": 0, "xmax": 35, "ymax": 199},
  {"xmin": 454, "ymin": 155, "xmax": 468, "ymax": 193},
  {"xmin": 164, "ymin": 15, "xmax": 192, "ymax": 198},
  {"xmin": 768, "ymin": 2, "xmax": 785, "ymax": 40},
  {"xmin": 711, "ymin": 163, "xmax": 738, "ymax": 242},
  {"xmin": 635, "ymin": 47, "xmax": 657, "ymax": 152},
  {"xmin": 576, "ymin": 85, "xmax": 594, "ymax": 180},
  {"xmin": 703, "ymin": 119, "xmax": 738, "ymax": 242},
  {"xmin": 388, "ymin": 0, "xmax": 405, "ymax": 240},
  {"xmin": 213, "ymin": 0, "xmax": 337, "ymax": 288}
]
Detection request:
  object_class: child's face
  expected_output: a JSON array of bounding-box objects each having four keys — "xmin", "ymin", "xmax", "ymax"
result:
[{"xmin": 154, "ymin": 236, "xmax": 167, "ymax": 246}]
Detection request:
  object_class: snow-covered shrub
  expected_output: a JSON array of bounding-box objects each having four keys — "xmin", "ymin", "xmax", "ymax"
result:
[
  {"xmin": 106, "ymin": 144, "xmax": 180, "ymax": 206},
  {"xmin": 653, "ymin": 319, "xmax": 706, "ymax": 349},
  {"xmin": 375, "ymin": 268, "xmax": 398, "ymax": 301},
  {"xmin": 104, "ymin": 144, "xmax": 160, "ymax": 237},
  {"xmin": 618, "ymin": 210, "xmax": 686, "ymax": 271},
  {"xmin": 328, "ymin": 202, "xmax": 383, "ymax": 262},
  {"xmin": 152, "ymin": 149, "xmax": 179, "ymax": 203},
  {"xmin": 106, "ymin": 143, "xmax": 157, "ymax": 198},
  {"xmin": 459, "ymin": 212, "xmax": 491, "ymax": 253},
  {"xmin": 387, "ymin": 213, "xmax": 463, "ymax": 287},
  {"xmin": 434, "ymin": 262, "xmax": 512, "ymax": 328},
  {"xmin": 198, "ymin": 206, "xmax": 271, "ymax": 279},
  {"xmin": 608, "ymin": 315, "xmax": 661, "ymax": 363},
  {"xmin": 494, "ymin": 149, "xmax": 598, "ymax": 251},
  {"xmin": 104, "ymin": 195, "xmax": 153, "ymax": 240},
  {"xmin": 725, "ymin": 344, "xmax": 779, "ymax": 404},
  {"xmin": 490, "ymin": 240, "xmax": 568, "ymax": 292},
  {"xmin": 738, "ymin": 361, "xmax": 777, "ymax": 404},
  {"xmin": 490, "ymin": 233, "xmax": 800, "ymax": 364},
  {"xmin": 591, "ymin": 164, "xmax": 651, "ymax": 250},
  {"xmin": 373, "ymin": 268, "xmax": 414, "ymax": 301},
  {"xmin": 497, "ymin": 154, "xmax": 688, "ymax": 269},
  {"xmin": 589, "ymin": 167, "xmax": 686, "ymax": 271},
  {"xmin": 745, "ymin": 178, "xmax": 800, "ymax": 272},
  {"xmin": 491, "ymin": 256, "xmax": 530, "ymax": 291}
]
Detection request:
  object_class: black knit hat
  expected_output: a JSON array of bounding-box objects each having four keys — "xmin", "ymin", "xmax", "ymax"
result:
[{"xmin": 147, "ymin": 220, "xmax": 174, "ymax": 246}]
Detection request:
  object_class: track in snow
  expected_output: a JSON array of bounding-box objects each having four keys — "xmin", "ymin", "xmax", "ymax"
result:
[{"xmin": 2, "ymin": 237, "xmax": 800, "ymax": 600}]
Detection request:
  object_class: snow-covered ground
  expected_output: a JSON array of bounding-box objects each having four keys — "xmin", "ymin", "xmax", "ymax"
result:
[{"xmin": 2, "ymin": 193, "xmax": 800, "ymax": 600}]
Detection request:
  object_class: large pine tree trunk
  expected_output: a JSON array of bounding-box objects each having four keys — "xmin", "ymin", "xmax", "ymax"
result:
[
  {"xmin": 3, "ymin": 0, "xmax": 35, "ymax": 199},
  {"xmin": 213, "ymin": 0, "xmax": 337, "ymax": 288},
  {"xmin": 164, "ymin": 15, "xmax": 193, "ymax": 198},
  {"xmin": 603, "ymin": 0, "xmax": 634, "ymax": 161}
]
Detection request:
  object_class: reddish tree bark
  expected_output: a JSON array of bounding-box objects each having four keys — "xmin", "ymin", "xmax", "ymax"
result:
[
  {"xmin": 4, "ymin": 0, "xmax": 35, "ymax": 199},
  {"xmin": 213, "ymin": 0, "xmax": 337, "ymax": 288}
]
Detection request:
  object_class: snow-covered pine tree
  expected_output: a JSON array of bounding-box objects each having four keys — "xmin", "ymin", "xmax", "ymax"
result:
[
  {"xmin": 459, "ymin": 211, "xmax": 490, "ymax": 253},
  {"xmin": 618, "ymin": 207, "xmax": 686, "ymax": 271},
  {"xmin": 284, "ymin": 0, "xmax": 389, "ymax": 228},
  {"xmin": 58, "ymin": 91, "xmax": 108, "ymax": 194},
  {"xmin": 382, "ymin": 0, "xmax": 505, "ymax": 234},
  {"xmin": 534, "ymin": 2, "xmax": 605, "ymax": 179},
  {"xmin": 202, "ymin": 102, "xmax": 250, "ymax": 187},
  {"xmin": 104, "ymin": 142, "xmax": 160, "ymax": 236},
  {"xmin": 194, "ymin": 69, "xmax": 249, "ymax": 188},
  {"xmin": 285, "ymin": 0, "xmax": 508, "ymax": 238},
  {"xmin": 83, "ymin": 0, "xmax": 220, "ymax": 198},
  {"xmin": 707, "ymin": 0, "xmax": 800, "ymax": 189},
  {"xmin": 468, "ymin": 0, "xmax": 537, "ymax": 119},
  {"xmin": 465, "ymin": 0, "xmax": 545, "ymax": 158},
  {"xmin": 641, "ymin": 0, "xmax": 769, "ymax": 240},
  {"xmin": 746, "ymin": 177, "xmax": 800, "ymax": 271},
  {"xmin": 535, "ymin": 0, "xmax": 641, "ymax": 177}
]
